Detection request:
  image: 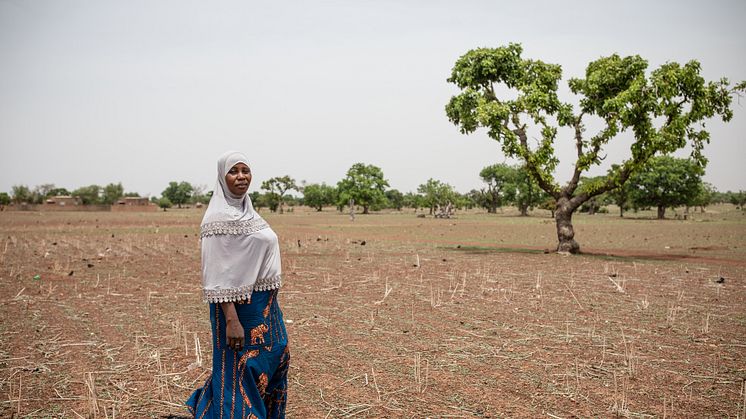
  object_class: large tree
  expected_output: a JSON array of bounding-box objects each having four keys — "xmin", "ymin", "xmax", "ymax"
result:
[
  {"xmin": 690, "ymin": 182, "xmax": 716, "ymax": 213},
  {"xmin": 628, "ymin": 156, "xmax": 704, "ymax": 219},
  {"xmin": 479, "ymin": 164, "xmax": 514, "ymax": 213},
  {"xmin": 32, "ymin": 184, "xmax": 56, "ymax": 204},
  {"xmin": 605, "ymin": 164, "xmax": 633, "ymax": 217},
  {"xmin": 510, "ymin": 164, "xmax": 545, "ymax": 216},
  {"xmin": 162, "ymin": 181, "xmax": 194, "ymax": 208},
  {"xmin": 261, "ymin": 176, "xmax": 298, "ymax": 214},
  {"xmin": 72, "ymin": 185, "xmax": 101, "ymax": 205},
  {"xmin": 11, "ymin": 185, "xmax": 31, "ymax": 204},
  {"xmin": 417, "ymin": 178, "xmax": 456, "ymax": 215},
  {"xmin": 337, "ymin": 163, "xmax": 389, "ymax": 214},
  {"xmin": 385, "ymin": 189, "xmax": 404, "ymax": 211},
  {"xmin": 446, "ymin": 43, "xmax": 744, "ymax": 253},
  {"xmin": 102, "ymin": 182, "xmax": 124, "ymax": 205},
  {"xmin": 728, "ymin": 191, "xmax": 746, "ymax": 210},
  {"xmin": 302, "ymin": 183, "xmax": 336, "ymax": 211}
]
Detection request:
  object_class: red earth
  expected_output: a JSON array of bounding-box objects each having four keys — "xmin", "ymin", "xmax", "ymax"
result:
[{"xmin": 1, "ymin": 205, "xmax": 745, "ymax": 417}]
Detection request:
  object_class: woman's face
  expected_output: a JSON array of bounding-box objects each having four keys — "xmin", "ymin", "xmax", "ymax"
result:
[{"xmin": 225, "ymin": 163, "xmax": 252, "ymax": 196}]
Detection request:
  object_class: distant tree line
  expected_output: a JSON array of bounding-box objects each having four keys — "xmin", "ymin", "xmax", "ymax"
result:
[
  {"xmin": 1, "ymin": 183, "xmax": 139, "ymax": 206},
  {"xmin": 575, "ymin": 156, "xmax": 745, "ymax": 219},
  {"xmin": 3, "ymin": 158, "xmax": 743, "ymax": 217}
]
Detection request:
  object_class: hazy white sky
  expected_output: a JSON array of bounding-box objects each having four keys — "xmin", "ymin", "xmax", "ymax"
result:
[{"xmin": 1, "ymin": 0, "xmax": 744, "ymax": 197}]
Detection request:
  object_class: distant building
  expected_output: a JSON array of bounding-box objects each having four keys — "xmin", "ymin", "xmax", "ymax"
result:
[
  {"xmin": 117, "ymin": 197, "xmax": 150, "ymax": 206},
  {"xmin": 45, "ymin": 196, "xmax": 82, "ymax": 206}
]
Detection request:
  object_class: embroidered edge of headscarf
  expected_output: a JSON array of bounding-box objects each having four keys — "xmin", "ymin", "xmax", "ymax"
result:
[
  {"xmin": 200, "ymin": 218, "xmax": 269, "ymax": 238},
  {"xmin": 203, "ymin": 275, "xmax": 283, "ymax": 303}
]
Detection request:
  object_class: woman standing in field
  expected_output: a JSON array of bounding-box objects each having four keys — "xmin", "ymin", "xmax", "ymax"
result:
[{"xmin": 186, "ymin": 151, "xmax": 289, "ymax": 419}]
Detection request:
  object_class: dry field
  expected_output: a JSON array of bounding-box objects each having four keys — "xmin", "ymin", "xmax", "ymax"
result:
[{"xmin": 1, "ymin": 205, "xmax": 745, "ymax": 418}]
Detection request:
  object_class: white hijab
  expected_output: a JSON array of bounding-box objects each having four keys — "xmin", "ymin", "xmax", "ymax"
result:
[{"xmin": 199, "ymin": 151, "xmax": 282, "ymax": 303}]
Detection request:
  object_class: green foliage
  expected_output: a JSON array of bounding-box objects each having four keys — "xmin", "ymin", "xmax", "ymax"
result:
[
  {"xmin": 417, "ymin": 178, "xmax": 456, "ymax": 215},
  {"xmin": 162, "ymin": 181, "xmax": 194, "ymax": 208},
  {"xmin": 451, "ymin": 192, "xmax": 475, "ymax": 210},
  {"xmin": 402, "ymin": 192, "xmax": 425, "ymax": 210},
  {"xmin": 475, "ymin": 164, "xmax": 544, "ymax": 215},
  {"xmin": 577, "ymin": 176, "xmax": 607, "ymax": 214},
  {"xmin": 511, "ymin": 165, "xmax": 546, "ymax": 215},
  {"xmin": 32, "ymin": 184, "xmax": 56, "ymax": 204},
  {"xmin": 72, "ymin": 185, "xmax": 101, "ymax": 205},
  {"xmin": 604, "ymin": 164, "xmax": 633, "ymax": 216},
  {"xmin": 263, "ymin": 192, "xmax": 281, "ymax": 212},
  {"xmin": 628, "ymin": 156, "xmax": 704, "ymax": 219},
  {"xmin": 123, "ymin": 192, "xmax": 141, "ymax": 197},
  {"xmin": 337, "ymin": 163, "xmax": 389, "ymax": 214},
  {"xmin": 690, "ymin": 182, "xmax": 716, "ymax": 209},
  {"xmin": 446, "ymin": 43, "xmax": 743, "ymax": 251},
  {"xmin": 190, "ymin": 185, "xmax": 211, "ymax": 205},
  {"xmin": 728, "ymin": 190, "xmax": 746, "ymax": 209},
  {"xmin": 0, "ymin": 192, "xmax": 10, "ymax": 206},
  {"xmin": 47, "ymin": 187, "xmax": 71, "ymax": 197},
  {"xmin": 101, "ymin": 182, "xmax": 124, "ymax": 205},
  {"xmin": 385, "ymin": 189, "xmax": 404, "ymax": 210},
  {"xmin": 479, "ymin": 164, "xmax": 514, "ymax": 213},
  {"xmin": 538, "ymin": 197, "xmax": 557, "ymax": 217},
  {"xmin": 11, "ymin": 185, "xmax": 31, "ymax": 204},
  {"xmin": 261, "ymin": 176, "xmax": 298, "ymax": 213},
  {"xmin": 248, "ymin": 191, "xmax": 262, "ymax": 209},
  {"xmin": 158, "ymin": 197, "xmax": 173, "ymax": 209},
  {"xmin": 302, "ymin": 183, "xmax": 337, "ymax": 211}
]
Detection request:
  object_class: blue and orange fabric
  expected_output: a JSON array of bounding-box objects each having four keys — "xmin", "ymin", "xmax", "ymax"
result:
[{"xmin": 186, "ymin": 289, "xmax": 289, "ymax": 419}]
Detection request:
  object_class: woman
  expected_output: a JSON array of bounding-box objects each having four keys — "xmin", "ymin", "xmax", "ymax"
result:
[{"xmin": 187, "ymin": 151, "xmax": 289, "ymax": 419}]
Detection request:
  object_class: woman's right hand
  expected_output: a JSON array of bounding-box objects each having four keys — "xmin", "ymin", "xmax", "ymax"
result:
[
  {"xmin": 225, "ymin": 318, "xmax": 245, "ymax": 351},
  {"xmin": 221, "ymin": 302, "xmax": 245, "ymax": 351}
]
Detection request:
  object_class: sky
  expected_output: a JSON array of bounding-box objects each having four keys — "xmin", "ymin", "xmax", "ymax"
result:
[{"xmin": 1, "ymin": 0, "xmax": 745, "ymax": 198}]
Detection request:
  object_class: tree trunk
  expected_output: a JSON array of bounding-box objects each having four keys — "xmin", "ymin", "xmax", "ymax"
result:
[
  {"xmin": 619, "ymin": 206, "xmax": 624, "ymax": 217},
  {"xmin": 519, "ymin": 204, "xmax": 528, "ymax": 216},
  {"xmin": 555, "ymin": 200, "xmax": 580, "ymax": 254},
  {"xmin": 363, "ymin": 206, "xmax": 369, "ymax": 214},
  {"xmin": 657, "ymin": 205, "xmax": 665, "ymax": 219},
  {"xmin": 488, "ymin": 205, "xmax": 496, "ymax": 214}
]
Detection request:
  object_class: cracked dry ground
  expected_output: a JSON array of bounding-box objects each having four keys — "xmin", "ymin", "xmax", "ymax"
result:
[{"xmin": 1, "ymin": 207, "xmax": 745, "ymax": 417}]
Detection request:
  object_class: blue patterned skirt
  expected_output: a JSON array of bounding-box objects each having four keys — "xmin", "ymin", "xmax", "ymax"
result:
[{"xmin": 186, "ymin": 289, "xmax": 289, "ymax": 419}]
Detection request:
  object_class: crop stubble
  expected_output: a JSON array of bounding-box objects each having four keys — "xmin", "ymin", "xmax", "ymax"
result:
[{"xmin": 0, "ymin": 207, "xmax": 745, "ymax": 417}]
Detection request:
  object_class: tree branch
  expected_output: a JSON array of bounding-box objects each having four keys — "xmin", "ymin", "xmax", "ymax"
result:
[
  {"xmin": 569, "ymin": 113, "xmax": 586, "ymax": 193},
  {"xmin": 512, "ymin": 115, "xmax": 560, "ymax": 199}
]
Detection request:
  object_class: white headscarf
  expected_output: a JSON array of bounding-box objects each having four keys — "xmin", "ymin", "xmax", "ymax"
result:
[{"xmin": 199, "ymin": 151, "xmax": 282, "ymax": 303}]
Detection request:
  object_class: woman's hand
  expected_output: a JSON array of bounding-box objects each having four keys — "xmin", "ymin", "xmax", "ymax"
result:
[{"xmin": 221, "ymin": 302, "xmax": 244, "ymax": 351}]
